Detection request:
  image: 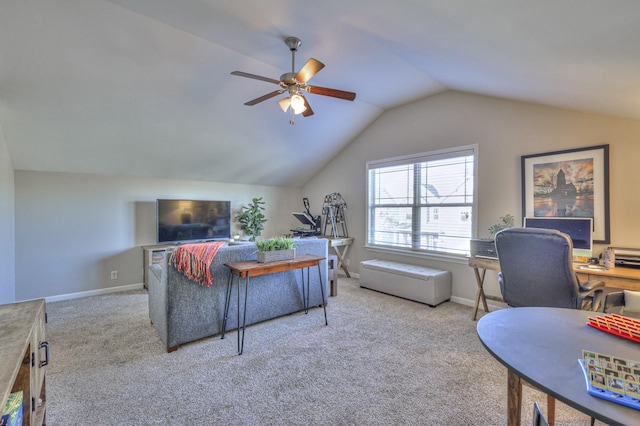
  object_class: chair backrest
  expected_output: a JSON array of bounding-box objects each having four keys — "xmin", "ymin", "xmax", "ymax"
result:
[
  {"xmin": 532, "ymin": 402, "xmax": 550, "ymax": 426},
  {"xmin": 495, "ymin": 227, "xmax": 580, "ymax": 309}
]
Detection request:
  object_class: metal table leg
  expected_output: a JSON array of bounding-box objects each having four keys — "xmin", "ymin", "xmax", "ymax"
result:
[
  {"xmin": 221, "ymin": 272, "xmax": 234, "ymax": 340},
  {"xmin": 238, "ymin": 273, "xmax": 250, "ymax": 355},
  {"xmin": 317, "ymin": 264, "xmax": 328, "ymax": 325}
]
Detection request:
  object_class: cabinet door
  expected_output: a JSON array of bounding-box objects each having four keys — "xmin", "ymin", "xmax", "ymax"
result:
[
  {"xmin": 30, "ymin": 305, "xmax": 47, "ymax": 422},
  {"xmin": 143, "ymin": 247, "xmax": 168, "ymax": 288}
]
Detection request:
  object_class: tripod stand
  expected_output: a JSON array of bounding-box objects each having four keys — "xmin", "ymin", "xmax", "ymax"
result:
[{"xmin": 322, "ymin": 193, "xmax": 348, "ymax": 238}]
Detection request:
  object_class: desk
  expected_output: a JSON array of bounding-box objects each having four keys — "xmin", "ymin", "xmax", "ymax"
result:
[
  {"xmin": 574, "ymin": 265, "xmax": 640, "ymax": 291},
  {"xmin": 468, "ymin": 257, "xmax": 501, "ymax": 320},
  {"xmin": 323, "ymin": 237, "xmax": 354, "ymax": 278},
  {"xmin": 222, "ymin": 254, "xmax": 328, "ymax": 355},
  {"xmin": 477, "ymin": 307, "xmax": 640, "ymax": 426},
  {"xmin": 468, "ymin": 256, "xmax": 640, "ymax": 320}
]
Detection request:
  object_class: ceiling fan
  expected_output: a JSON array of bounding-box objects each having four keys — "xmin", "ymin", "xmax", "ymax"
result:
[{"xmin": 231, "ymin": 37, "xmax": 356, "ymax": 124}]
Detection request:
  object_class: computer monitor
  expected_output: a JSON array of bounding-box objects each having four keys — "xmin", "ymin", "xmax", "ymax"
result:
[{"xmin": 523, "ymin": 217, "xmax": 593, "ymax": 259}]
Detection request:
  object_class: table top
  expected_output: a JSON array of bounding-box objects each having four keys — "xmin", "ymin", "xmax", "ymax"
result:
[
  {"xmin": 225, "ymin": 254, "xmax": 325, "ymax": 278},
  {"xmin": 321, "ymin": 236, "xmax": 354, "ymax": 246},
  {"xmin": 477, "ymin": 307, "xmax": 640, "ymax": 425}
]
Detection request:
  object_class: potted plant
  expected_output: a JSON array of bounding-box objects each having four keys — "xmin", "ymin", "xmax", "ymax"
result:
[
  {"xmin": 235, "ymin": 197, "xmax": 267, "ymax": 241},
  {"xmin": 488, "ymin": 213, "xmax": 515, "ymax": 237},
  {"xmin": 255, "ymin": 237, "xmax": 296, "ymax": 263},
  {"xmin": 470, "ymin": 214, "xmax": 514, "ymax": 258}
]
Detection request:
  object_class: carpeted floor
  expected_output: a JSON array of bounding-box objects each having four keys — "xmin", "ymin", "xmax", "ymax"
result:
[{"xmin": 45, "ymin": 278, "xmax": 601, "ymax": 425}]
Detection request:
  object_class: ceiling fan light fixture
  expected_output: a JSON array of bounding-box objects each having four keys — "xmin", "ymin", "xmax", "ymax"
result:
[
  {"xmin": 277, "ymin": 97, "xmax": 291, "ymax": 113},
  {"xmin": 290, "ymin": 94, "xmax": 306, "ymax": 114}
]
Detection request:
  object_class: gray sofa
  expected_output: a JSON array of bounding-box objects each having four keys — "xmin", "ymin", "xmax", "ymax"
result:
[{"xmin": 148, "ymin": 238, "xmax": 329, "ymax": 352}]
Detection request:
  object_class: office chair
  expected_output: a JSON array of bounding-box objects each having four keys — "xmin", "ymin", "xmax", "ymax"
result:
[
  {"xmin": 495, "ymin": 227, "xmax": 605, "ymax": 311},
  {"xmin": 532, "ymin": 402, "xmax": 549, "ymax": 426},
  {"xmin": 604, "ymin": 290, "xmax": 640, "ymax": 318},
  {"xmin": 497, "ymin": 228, "xmax": 604, "ymax": 426}
]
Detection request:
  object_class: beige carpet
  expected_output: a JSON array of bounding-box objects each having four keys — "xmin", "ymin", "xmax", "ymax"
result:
[{"xmin": 45, "ymin": 278, "xmax": 600, "ymax": 425}]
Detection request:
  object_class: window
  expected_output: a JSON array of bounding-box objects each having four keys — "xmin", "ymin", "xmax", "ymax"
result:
[{"xmin": 366, "ymin": 145, "xmax": 477, "ymax": 257}]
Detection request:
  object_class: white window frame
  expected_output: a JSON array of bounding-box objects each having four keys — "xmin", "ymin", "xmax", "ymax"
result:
[{"xmin": 365, "ymin": 144, "xmax": 478, "ymax": 262}]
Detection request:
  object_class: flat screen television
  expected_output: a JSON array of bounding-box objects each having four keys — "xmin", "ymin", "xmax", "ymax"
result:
[
  {"xmin": 523, "ymin": 216, "xmax": 593, "ymax": 258},
  {"xmin": 156, "ymin": 199, "xmax": 231, "ymax": 244}
]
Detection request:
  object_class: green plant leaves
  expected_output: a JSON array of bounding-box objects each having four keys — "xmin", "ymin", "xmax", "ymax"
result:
[
  {"xmin": 255, "ymin": 237, "xmax": 295, "ymax": 252},
  {"xmin": 488, "ymin": 213, "xmax": 515, "ymax": 237},
  {"xmin": 235, "ymin": 197, "xmax": 267, "ymax": 242}
]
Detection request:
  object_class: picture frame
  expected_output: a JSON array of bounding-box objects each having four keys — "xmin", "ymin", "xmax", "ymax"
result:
[{"xmin": 521, "ymin": 144, "xmax": 610, "ymax": 243}]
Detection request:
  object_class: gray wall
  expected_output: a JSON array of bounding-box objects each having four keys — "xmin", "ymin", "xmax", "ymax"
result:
[
  {"xmin": 8, "ymin": 89, "xmax": 640, "ymax": 304},
  {"xmin": 303, "ymin": 90, "xmax": 640, "ymax": 304},
  {"xmin": 0, "ymin": 130, "xmax": 15, "ymax": 303},
  {"xmin": 14, "ymin": 171, "xmax": 302, "ymax": 300}
]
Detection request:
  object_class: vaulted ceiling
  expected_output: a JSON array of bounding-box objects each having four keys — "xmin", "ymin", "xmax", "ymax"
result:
[{"xmin": 1, "ymin": 1, "xmax": 639, "ymax": 186}]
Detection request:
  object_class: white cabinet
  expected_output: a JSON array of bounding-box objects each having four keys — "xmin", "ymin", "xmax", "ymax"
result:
[
  {"xmin": 0, "ymin": 299, "xmax": 48, "ymax": 426},
  {"xmin": 142, "ymin": 244, "xmax": 172, "ymax": 288}
]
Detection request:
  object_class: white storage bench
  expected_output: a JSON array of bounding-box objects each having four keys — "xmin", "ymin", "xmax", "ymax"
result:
[{"xmin": 359, "ymin": 259, "xmax": 451, "ymax": 307}]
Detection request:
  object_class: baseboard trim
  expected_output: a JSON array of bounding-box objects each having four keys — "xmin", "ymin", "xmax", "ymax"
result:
[
  {"xmin": 338, "ymin": 271, "xmax": 359, "ymax": 279},
  {"xmin": 44, "ymin": 283, "xmax": 145, "ymax": 303},
  {"xmin": 450, "ymin": 295, "xmax": 506, "ymax": 311}
]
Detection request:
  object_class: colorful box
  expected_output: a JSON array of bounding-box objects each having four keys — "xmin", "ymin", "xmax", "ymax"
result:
[{"xmin": 0, "ymin": 391, "xmax": 23, "ymax": 426}]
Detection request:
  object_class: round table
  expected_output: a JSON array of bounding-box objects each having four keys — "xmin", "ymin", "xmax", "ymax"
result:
[{"xmin": 477, "ymin": 307, "xmax": 640, "ymax": 426}]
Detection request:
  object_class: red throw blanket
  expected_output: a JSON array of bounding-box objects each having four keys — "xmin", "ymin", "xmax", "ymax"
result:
[{"xmin": 169, "ymin": 242, "xmax": 226, "ymax": 286}]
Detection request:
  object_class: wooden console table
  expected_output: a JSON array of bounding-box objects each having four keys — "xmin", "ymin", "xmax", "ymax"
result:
[
  {"xmin": 222, "ymin": 254, "xmax": 328, "ymax": 355},
  {"xmin": 468, "ymin": 256, "xmax": 640, "ymax": 320}
]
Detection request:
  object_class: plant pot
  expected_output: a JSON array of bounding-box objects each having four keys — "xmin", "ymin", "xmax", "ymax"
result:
[{"xmin": 257, "ymin": 248, "xmax": 296, "ymax": 263}]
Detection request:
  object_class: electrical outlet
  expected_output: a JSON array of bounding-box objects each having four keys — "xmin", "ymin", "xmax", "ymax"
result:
[
  {"xmin": 111, "ymin": 271, "xmax": 118, "ymax": 280},
  {"xmin": 345, "ymin": 259, "xmax": 350, "ymax": 266}
]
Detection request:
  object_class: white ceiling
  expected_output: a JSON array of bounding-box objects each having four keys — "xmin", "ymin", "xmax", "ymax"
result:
[{"xmin": 1, "ymin": 1, "xmax": 639, "ymax": 186}]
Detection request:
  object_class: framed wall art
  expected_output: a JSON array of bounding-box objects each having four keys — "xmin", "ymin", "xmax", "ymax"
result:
[{"xmin": 521, "ymin": 144, "xmax": 610, "ymax": 243}]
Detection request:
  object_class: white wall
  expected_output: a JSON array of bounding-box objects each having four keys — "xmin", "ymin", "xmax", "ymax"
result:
[
  {"xmin": 303, "ymin": 90, "xmax": 640, "ymax": 303},
  {"xmin": 0, "ymin": 128, "xmax": 15, "ymax": 303},
  {"xmin": 14, "ymin": 171, "xmax": 302, "ymax": 300}
]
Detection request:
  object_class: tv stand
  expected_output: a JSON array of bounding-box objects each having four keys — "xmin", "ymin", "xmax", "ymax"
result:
[
  {"xmin": 141, "ymin": 241, "xmax": 229, "ymax": 288},
  {"xmin": 142, "ymin": 244, "xmax": 175, "ymax": 289}
]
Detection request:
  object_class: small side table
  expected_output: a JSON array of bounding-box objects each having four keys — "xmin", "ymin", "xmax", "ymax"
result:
[
  {"xmin": 323, "ymin": 237, "xmax": 354, "ymax": 278},
  {"xmin": 328, "ymin": 254, "xmax": 338, "ymax": 296},
  {"xmin": 222, "ymin": 254, "xmax": 328, "ymax": 355},
  {"xmin": 468, "ymin": 256, "xmax": 499, "ymax": 320}
]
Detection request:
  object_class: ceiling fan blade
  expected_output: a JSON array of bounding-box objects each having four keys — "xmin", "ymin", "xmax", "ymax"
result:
[
  {"xmin": 231, "ymin": 71, "xmax": 280, "ymax": 85},
  {"xmin": 301, "ymin": 95, "xmax": 314, "ymax": 117},
  {"xmin": 305, "ymin": 85, "xmax": 356, "ymax": 101},
  {"xmin": 244, "ymin": 90, "xmax": 284, "ymax": 106},
  {"xmin": 295, "ymin": 58, "xmax": 325, "ymax": 84}
]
